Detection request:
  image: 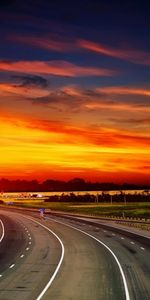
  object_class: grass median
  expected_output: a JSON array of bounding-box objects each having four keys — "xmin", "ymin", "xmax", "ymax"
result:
[{"xmin": 1, "ymin": 198, "xmax": 150, "ymax": 219}]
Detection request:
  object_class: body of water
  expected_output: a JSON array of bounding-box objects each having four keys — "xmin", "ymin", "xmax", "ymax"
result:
[{"xmin": 1, "ymin": 189, "xmax": 149, "ymax": 198}]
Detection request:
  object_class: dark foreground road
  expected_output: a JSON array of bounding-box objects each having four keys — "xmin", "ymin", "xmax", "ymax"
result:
[
  {"xmin": 0, "ymin": 210, "xmax": 61, "ymax": 300},
  {"xmin": 0, "ymin": 209, "xmax": 149, "ymax": 300}
]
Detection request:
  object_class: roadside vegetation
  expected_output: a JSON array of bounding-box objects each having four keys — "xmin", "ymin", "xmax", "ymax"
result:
[{"xmin": 0, "ymin": 192, "xmax": 150, "ymax": 219}]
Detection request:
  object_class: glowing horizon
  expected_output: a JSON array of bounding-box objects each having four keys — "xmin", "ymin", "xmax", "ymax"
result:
[{"xmin": 1, "ymin": 112, "xmax": 150, "ymax": 184}]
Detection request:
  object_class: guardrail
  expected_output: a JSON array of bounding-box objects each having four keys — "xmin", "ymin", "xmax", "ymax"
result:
[
  {"xmin": 47, "ymin": 211, "xmax": 150, "ymax": 248},
  {"xmin": 116, "ymin": 220, "xmax": 150, "ymax": 231},
  {"xmin": 45, "ymin": 210, "xmax": 150, "ymax": 224},
  {"xmin": 0, "ymin": 205, "xmax": 150, "ymax": 247}
]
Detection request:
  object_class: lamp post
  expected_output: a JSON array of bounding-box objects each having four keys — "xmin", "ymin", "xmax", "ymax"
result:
[
  {"xmin": 124, "ymin": 194, "xmax": 126, "ymax": 205},
  {"xmin": 110, "ymin": 194, "xmax": 112, "ymax": 205}
]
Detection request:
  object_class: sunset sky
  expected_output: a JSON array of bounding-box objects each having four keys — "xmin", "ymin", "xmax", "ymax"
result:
[{"xmin": 0, "ymin": 0, "xmax": 150, "ymax": 184}]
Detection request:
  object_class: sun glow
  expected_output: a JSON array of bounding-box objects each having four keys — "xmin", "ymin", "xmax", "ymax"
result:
[{"xmin": 0, "ymin": 115, "xmax": 149, "ymax": 183}]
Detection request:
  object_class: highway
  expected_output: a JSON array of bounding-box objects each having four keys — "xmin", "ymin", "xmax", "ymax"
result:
[
  {"xmin": 0, "ymin": 210, "xmax": 62, "ymax": 300},
  {"xmin": 0, "ymin": 208, "xmax": 149, "ymax": 300}
]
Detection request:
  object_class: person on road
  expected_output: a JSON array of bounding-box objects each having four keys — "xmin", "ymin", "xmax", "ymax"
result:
[{"xmin": 39, "ymin": 207, "xmax": 45, "ymax": 219}]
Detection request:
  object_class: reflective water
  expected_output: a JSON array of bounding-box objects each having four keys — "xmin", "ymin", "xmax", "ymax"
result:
[{"xmin": 2, "ymin": 189, "xmax": 149, "ymax": 198}]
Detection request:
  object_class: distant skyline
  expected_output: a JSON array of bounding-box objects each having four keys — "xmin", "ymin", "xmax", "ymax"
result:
[{"xmin": 0, "ymin": 0, "xmax": 150, "ymax": 184}]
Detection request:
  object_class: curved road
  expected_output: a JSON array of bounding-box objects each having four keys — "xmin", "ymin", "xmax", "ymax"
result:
[
  {"xmin": 0, "ymin": 209, "xmax": 149, "ymax": 300},
  {"xmin": 0, "ymin": 210, "xmax": 62, "ymax": 300},
  {"xmin": 47, "ymin": 214, "xmax": 150, "ymax": 300}
]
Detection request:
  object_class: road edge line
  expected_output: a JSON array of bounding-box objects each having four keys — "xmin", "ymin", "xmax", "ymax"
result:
[
  {"xmin": 0, "ymin": 219, "xmax": 5, "ymax": 242},
  {"xmin": 47, "ymin": 217, "xmax": 130, "ymax": 300},
  {"xmin": 23, "ymin": 216, "xmax": 65, "ymax": 300}
]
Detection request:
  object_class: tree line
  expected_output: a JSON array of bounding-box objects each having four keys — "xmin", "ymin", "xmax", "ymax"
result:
[
  {"xmin": 44, "ymin": 192, "xmax": 150, "ymax": 203},
  {"xmin": 0, "ymin": 177, "xmax": 149, "ymax": 192}
]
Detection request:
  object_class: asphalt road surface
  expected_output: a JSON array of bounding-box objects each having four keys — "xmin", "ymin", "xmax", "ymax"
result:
[{"xmin": 0, "ymin": 209, "xmax": 149, "ymax": 300}]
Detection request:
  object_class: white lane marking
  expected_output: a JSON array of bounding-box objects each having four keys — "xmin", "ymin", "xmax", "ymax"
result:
[
  {"xmin": 20, "ymin": 254, "xmax": 24, "ymax": 258},
  {"xmin": 29, "ymin": 241, "xmax": 32, "ymax": 245},
  {"xmin": 29, "ymin": 237, "xmax": 31, "ymax": 240},
  {"xmin": 112, "ymin": 233, "xmax": 116, "ymax": 236},
  {"xmin": 0, "ymin": 219, "xmax": 5, "ymax": 242},
  {"xmin": 140, "ymin": 247, "xmax": 145, "ymax": 250},
  {"xmin": 0, "ymin": 274, "xmax": 3, "ymax": 277},
  {"xmin": 47, "ymin": 217, "xmax": 130, "ymax": 300},
  {"xmin": 121, "ymin": 237, "xmax": 124, "ymax": 240},
  {"xmin": 103, "ymin": 230, "xmax": 107, "ymax": 232},
  {"xmin": 23, "ymin": 216, "xmax": 65, "ymax": 300},
  {"xmin": 9, "ymin": 264, "xmax": 15, "ymax": 269},
  {"xmin": 28, "ymin": 233, "xmax": 31, "ymax": 236},
  {"xmin": 130, "ymin": 242, "xmax": 135, "ymax": 245},
  {"xmin": 26, "ymin": 247, "xmax": 29, "ymax": 251}
]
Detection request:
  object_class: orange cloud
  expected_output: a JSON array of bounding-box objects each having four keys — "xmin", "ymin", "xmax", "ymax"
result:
[
  {"xmin": 0, "ymin": 82, "xmax": 49, "ymax": 98},
  {"xmin": 0, "ymin": 114, "xmax": 150, "ymax": 183},
  {"xmin": 84, "ymin": 101, "xmax": 150, "ymax": 113},
  {"xmin": 59, "ymin": 86, "xmax": 150, "ymax": 114},
  {"xmin": 12, "ymin": 35, "xmax": 75, "ymax": 52},
  {"xmin": 0, "ymin": 60, "xmax": 115, "ymax": 77},
  {"xmin": 79, "ymin": 39, "xmax": 150, "ymax": 65},
  {"xmin": 1, "ymin": 114, "xmax": 150, "ymax": 149},
  {"xmin": 96, "ymin": 86, "xmax": 150, "ymax": 96},
  {"xmin": 11, "ymin": 34, "xmax": 150, "ymax": 67}
]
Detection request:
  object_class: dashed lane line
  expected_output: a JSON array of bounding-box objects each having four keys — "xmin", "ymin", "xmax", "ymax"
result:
[
  {"xmin": 140, "ymin": 247, "xmax": 145, "ymax": 250},
  {"xmin": 22, "ymin": 216, "xmax": 65, "ymax": 300},
  {"xmin": 47, "ymin": 216, "xmax": 130, "ymax": 300},
  {"xmin": 9, "ymin": 264, "xmax": 15, "ymax": 269}
]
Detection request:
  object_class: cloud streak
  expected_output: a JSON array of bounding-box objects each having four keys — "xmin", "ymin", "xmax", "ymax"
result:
[
  {"xmin": 12, "ymin": 34, "xmax": 150, "ymax": 67},
  {"xmin": 1, "ymin": 112, "xmax": 150, "ymax": 183},
  {"xmin": 1, "ymin": 114, "xmax": 150, "ymax": 149},
  {"xmin": 33, "ymin": 85, "xmax": 150, "ymax": 113},
  {"xmin": 12, "ymin": 34, "xmax": 75, "ymax": 52},
  {"xmin": 84, "ymin": 101, "xmax": 150, "ymax": 113},
  {"xmin": 10, "ymin": 32, "xmax": 150, "ymax": 67},
  {"xmin": 79, "ymin": 39, "xmax": 150, "ymax": 65},
  {"xmin": 12, "ymin": 75, "xmax": 49, "ymax": 88},
  {"xmin": 0, "ymin": 82, "xmax": 50, "ymax": 98},
  {"xmin": 96, "ymin": 86, "xmax": 150, "ymax": 97},
  {"xmin": 1, "ymin": 82, "xmax": 150, "ymax": 114},
  {"xmin": 0, "ymin": 60, "xmax": 115, "ymax": 77}
]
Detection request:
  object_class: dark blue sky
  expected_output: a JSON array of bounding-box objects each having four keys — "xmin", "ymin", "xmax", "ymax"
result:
[{"xmin": 0, "ymin": 0, "xmax": 150, "ymax": 86}]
